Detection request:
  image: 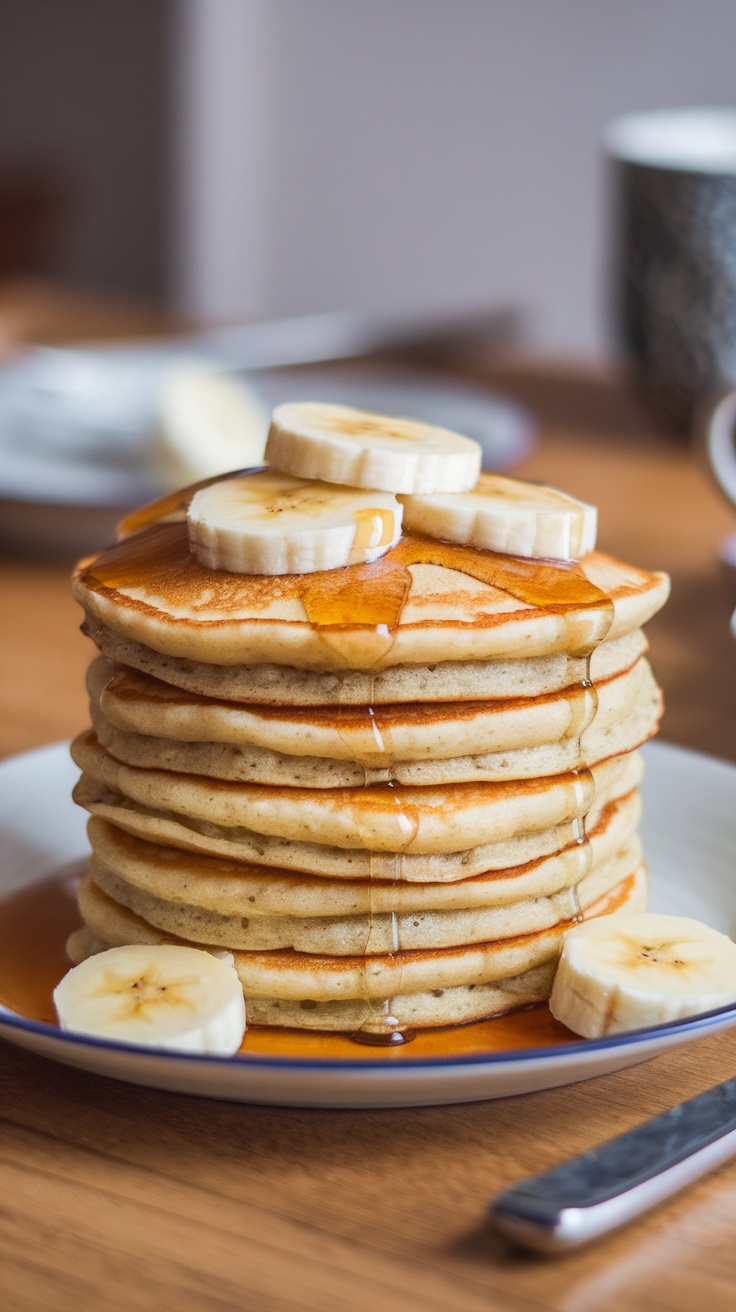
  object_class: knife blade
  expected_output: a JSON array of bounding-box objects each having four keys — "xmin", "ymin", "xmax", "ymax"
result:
[{"xmin": 490, "ymin": 1075, "xmax": 736, "ymax": 1253}]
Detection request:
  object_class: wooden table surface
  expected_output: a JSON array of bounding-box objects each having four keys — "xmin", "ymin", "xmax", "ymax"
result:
[{"xmin": 2, "ymin": 348, "xmax": 736, "ymax": 1311}]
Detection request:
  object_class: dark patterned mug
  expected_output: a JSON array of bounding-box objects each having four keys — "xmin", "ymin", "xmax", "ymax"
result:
[
  {"xmin": 707, "ymin": 389, "xmax": 736, "ymax": 507},
  {"xmin": 606, "ymin": 108, "xmax": 736, "ymax": 435},
  {"xmin": 705, "ymin": 389, "xmax": 736, "ymax": 637}
]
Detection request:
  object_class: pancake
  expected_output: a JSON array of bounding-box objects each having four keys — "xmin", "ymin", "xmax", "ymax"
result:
[
  {"xmin": 86, "ymin": 834, "xmax": 640, "ymax": 953},
  {"xmin": 71, "ymin": 730, "xmax": 597, "ymax": 854},
  {"xmin": 68, "ymin": 865, "xmax": 646, "ymax": 1027},
  {"xmin": 88, "ymin": 656, "xmax": 662, "ymax": 786},
  {"xmin": 88, "ymin": 651, "xmax": 655, "ymax": 761},
  {"xmin": 245, "ymin": 967, "xmax": 559, "ymax": 1029},
  {"xmin": 68, "ymin": 916, "xmax": 560, "ymax": 1027},
  {"xmin": 73, "ymin": 525, "xmax": 669, "ymax": 671},
  {"xmin": 85, "ymin": 788, "xmax": 641, "ymax": 916},
  {"xmin": 82, "ymin": 613, "xmax": 648, "ymax": 705},
  {"xmin": 72, "ymin": 748, "xmax": 643, "ymax": 881},
  {"xmin": 88, "ymin": 656, "xmax": 600, "ymax": 761}
]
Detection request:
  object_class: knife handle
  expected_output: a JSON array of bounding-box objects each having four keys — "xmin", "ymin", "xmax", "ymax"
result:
[{"xmin": 489, "ymin": 1075, "xmax": 736, "ymax": 1252}]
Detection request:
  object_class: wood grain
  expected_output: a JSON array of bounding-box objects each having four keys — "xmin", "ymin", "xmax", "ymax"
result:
[
  {"xmin": 2, "ymin": 346, "xmax": 736, "ymax": 1310},
  {"xmin": 0, "ymin": 561, "xmax": 90, "ymax": 758}
]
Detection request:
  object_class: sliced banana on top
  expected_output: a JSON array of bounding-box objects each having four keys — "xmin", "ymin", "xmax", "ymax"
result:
[
  {"xmin": 401, "ymin": 472, "xmax": 597, "ymax": 561},
  {"xmin": 53, "ymin": 943, "xmax": 246, "ymax": 1054},
  {"xmin": 265, "ymin": 401, "xmax": 482, "ymax": 494},
  {"xmin": 188, "ymin": 469, "xmax": 402, "ymax": 574},
  {"xmin": 549, "ymin": 912, "xmax": 736, "ymax": 1038}
]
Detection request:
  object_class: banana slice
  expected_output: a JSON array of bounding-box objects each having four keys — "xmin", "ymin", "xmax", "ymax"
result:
[
  {"xmin": 265, "ymin": 401, "xmax": 482, "ymax": 494},
  {"xmin": 187, "ymin": 469, "xmax": 402, "ymax": 575},
  {"xmin": 549, "ymin": 912, "xmax": 736, "ymax": 1038},
  {"xmin": 400, "ymin": 472, "xmax": 597, "ymax": 560},
  {"xmin": 53, "ymin": 943, "xmax": 246, "ymax": 1054},
  {"xmin": 157, "ymin": 364, "xmax": 269, "ymax": 487}
]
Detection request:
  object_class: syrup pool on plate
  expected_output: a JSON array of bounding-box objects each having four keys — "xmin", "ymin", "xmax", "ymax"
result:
[{"xmin": 0, "ymin": 866, "xmax": 623, "ymax": 1061}]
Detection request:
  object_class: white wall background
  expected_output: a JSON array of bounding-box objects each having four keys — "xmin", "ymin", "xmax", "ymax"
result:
[{"xmin": 171, "ymin": 0, "xmax": 736, "ymax": 356}]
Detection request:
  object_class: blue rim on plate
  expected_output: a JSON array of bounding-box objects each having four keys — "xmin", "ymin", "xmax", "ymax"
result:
[{"xmin": 3, "ymin": 998, "xmax": 736, "ymax": 1070}]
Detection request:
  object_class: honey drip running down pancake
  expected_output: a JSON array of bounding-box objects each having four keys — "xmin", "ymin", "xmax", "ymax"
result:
[
  {"xmin": 74, "ymin": 523, "xmax": 624, "ymax": 671},
  {"xmin": 68, "ymin": 465, "xmax": 670, "ymax": 1044}
]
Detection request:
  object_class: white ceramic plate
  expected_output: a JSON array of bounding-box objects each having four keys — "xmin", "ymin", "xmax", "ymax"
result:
[{"xmin": 1, "ymin": 739, "xmax": 735, "ymax": 1108}]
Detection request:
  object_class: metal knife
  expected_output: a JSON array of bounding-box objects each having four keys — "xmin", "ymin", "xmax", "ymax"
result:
[{"xmin": 490, "ymin": 1075, "xmax": 736, "ymax": 1253}]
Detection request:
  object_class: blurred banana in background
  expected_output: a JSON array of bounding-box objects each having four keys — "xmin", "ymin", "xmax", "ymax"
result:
[{"xmin": 156, "ymin": 365, "xmax": 270, "ymax": 486}]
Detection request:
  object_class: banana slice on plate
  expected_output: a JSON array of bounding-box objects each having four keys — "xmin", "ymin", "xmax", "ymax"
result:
[
  {"xmin": 53, "ymin": 944, "xmax": 246, "ymax": 1054},
  {"xmin": 549, "ymin": 912, "xmax": 736, "ymax": 1038},
  {"xmin": 401, "ymin": 472, "xmax": 597, "ymax": 561},
  {"xmin": 188, "ymin": 469, "xmax": 402, "ymax": 574},
  {"xmin": 265, "ymin": 401, "xmax": 482, "ymax": 494}
]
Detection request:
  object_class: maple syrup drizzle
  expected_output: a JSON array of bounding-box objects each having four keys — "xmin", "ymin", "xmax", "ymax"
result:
[
  {"xmin": 77, "ymin": 526, "xmax": 613, "ymax": 663},
  {"xmin": 108, "ymin": 470, "xmax": 614, "ymax": 651},
  {"xmin": 563, "ymin": 653, "xmax": 599, "ymax": 924},
  {"xmin": 344, "ymin": 778, "xmax": 416, "ymax": 1044},
  {"xmin": 78, "ymin": 473, "xmax": 618, "ymax": 1047}
]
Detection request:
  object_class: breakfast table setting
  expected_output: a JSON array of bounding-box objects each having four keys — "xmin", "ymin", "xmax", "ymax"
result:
[{"xmin": 2, "ymin": 272, "xmax": 736, "ymax": 1311}]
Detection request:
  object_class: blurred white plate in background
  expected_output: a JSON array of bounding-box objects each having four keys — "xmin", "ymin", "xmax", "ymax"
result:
[{"xmin": 0, "ymin": 346, "xmax": 533, "ymax": 556}]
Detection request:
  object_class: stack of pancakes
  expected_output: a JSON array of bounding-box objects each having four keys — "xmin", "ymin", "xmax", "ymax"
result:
[{"xmin": 68, "ymin": 504, "xmax": 669, "ymax": 1037}]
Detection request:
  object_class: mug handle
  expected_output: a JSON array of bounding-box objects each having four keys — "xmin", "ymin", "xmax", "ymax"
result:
[{"xmin": 706, "ymin": 389, "xmax": 736, "ymax": 507}]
